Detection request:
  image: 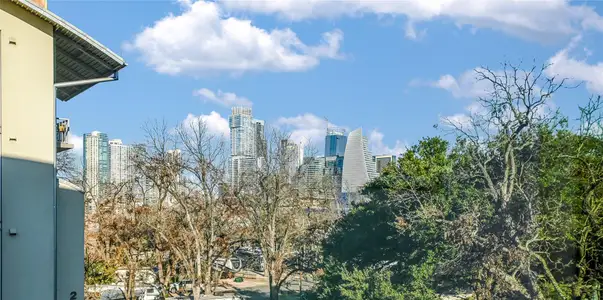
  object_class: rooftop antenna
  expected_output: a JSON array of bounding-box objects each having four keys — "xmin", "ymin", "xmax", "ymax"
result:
[{"xmin": 324, "ymin": 116, "xmax": 329, "ymax": 135}]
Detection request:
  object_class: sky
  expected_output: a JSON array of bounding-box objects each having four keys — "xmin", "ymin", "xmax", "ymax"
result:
[{"xmin": 53, "ymin": 0, "xmax": 603, "ymax": 159}]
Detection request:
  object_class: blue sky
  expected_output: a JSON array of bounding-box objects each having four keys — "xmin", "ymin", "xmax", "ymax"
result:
[{"xmin": 54, "ymin": 0, "xmax": 603, "ymax": 157}]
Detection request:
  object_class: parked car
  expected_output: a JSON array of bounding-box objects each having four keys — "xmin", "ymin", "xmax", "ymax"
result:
[
  {"xmin": 137, "ymin": 286, "xmax": 164, "ymax": 300},
  {"xmin": 169, "ymin": 279, "xmax": 193, "ymax": 294}
]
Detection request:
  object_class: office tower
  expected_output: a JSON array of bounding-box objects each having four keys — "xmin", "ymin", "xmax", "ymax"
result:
[
  {"xmin": 229, "ymin": 107, "xmax": 265, "ymax": 187},
  {"xmin": 84, "ymin": 131, "xmax": 110, "ymax": 199},
  {"xmin": 280, "ymin": 139, "xmax": 304, "ymax": 179},
  {"xmin": 109, "ymin": 139, "xmax": 134, "ymax": 184},
  {"xmin": 325, "ymin": 155, "xmax": 344, "ymax": 176},
  {"xmin": 301, "ymin": 156, "xmax": 326, "ymax": 184},
  {"xmin": 373, "ymin": 154, "xmax": 397, "ymax": 174},
  {"xmin": 341, "ymin": 128, "xmax": 377, "ymax": 195},
  {"xmin": 325, "ymin": 155, "xmax": 344, "ymax": 199},
  {"xmin": 325, "ymin": 127, "xmax": 347, "ymax": 156}
]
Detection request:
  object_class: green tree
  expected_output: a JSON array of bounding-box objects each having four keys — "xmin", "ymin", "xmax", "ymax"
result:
[{"xmin": 313, "ymin": 261, "xmax": 407, "ymax": 300}]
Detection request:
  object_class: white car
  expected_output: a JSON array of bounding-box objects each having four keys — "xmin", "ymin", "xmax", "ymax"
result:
[{"xmin": 137, "ymin": 287, "xmax": 164, "ymax": 300}]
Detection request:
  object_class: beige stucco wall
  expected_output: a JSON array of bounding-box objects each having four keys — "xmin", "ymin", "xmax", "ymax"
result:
[
  {"xmin": 0, "ymin": 0, "xmax": 54, "ymax": 164},
  {"xmin": 0, "ymin": 2, "xmax": 57, "ymax": 300}
]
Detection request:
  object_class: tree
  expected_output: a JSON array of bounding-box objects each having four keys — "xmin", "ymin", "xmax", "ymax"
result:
[
  {"xmin": 437, "ymin": 63, "xmax": 573, "ymax": 299},
  {"xmin": 169, "ymin": 117, "xmax": 242, "ymax": 298},
  {"xmin": 314, "ymin": 61, "xmax": 603, "ymax": 300},
  {"xmin": 131, "ymin": 120, "xmax": 182, "ymax": 295},
  {"xmin": 321, "ymin": 137, "xmax": 464, "ymax": 298},
  {"xmin": 314, "ymin": 262, "xmax": 406, "ymax": 300},
  {"xmin": 133, "ymin": 118, "xmax": 244, "ymax": 299},
  {"xmin": 85, "ymin": 182, "xmax": 153, "ymax": 300},
  {"xmin": 235, "ymin": 129, "xmax": 337, "ymax": 300}
]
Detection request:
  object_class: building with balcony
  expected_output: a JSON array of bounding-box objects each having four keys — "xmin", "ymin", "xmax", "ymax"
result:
[
  {"xmin": 0, "ymin": 0, "xmax": 126, "ymax": 299},
  {"xmin": 109, "ymin": 139, "xmax": 134, "ymax": 185},
  {"xmin": 229, "ymin": 107, "xmax": 265, "ymax": 187},
  {"xmin": 84, "ymin": 131, "xmax": 110, "ymax": 199}
]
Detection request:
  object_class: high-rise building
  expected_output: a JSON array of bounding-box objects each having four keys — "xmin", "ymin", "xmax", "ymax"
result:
[
  {"xmin": 254, "ymin": 119, "xmax": 266, "ymax": 157},
  {"xmin": 301, "ymin": 156, "xmax": 326, "ymax": 184},
  {"xmin": 229, "ymin": 107, "xmax": 265, "ymax": 187},
  {"xmin": 281, "ymin": 139, "xmax": 304, "ymax": 179},
  {"xmin": 230, "ymin": 107, "xmax": 255, "ymax": 157},
  {"xmin": 84, "ymin": 131, "xmax": 110, "ymax": 199},
  {"xmin": 325, "ymin": 128, "xmax": 347, "ymax": 157},
  {"xmin": 341, "ymin": 128, "xmax": 377, "ymax": 195},
  {"xmin": 373, "ymin": 154, "xmax": 397, "ymax": 174},
  {"xmin": 325, "ymin": 155, "xmax": 344, "ymax": 199},
  {"xmin": 109, "ymin": 139, "xmax": 134, "ymax": 184}
]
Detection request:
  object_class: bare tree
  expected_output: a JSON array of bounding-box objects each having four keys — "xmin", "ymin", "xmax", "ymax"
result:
[
  {"xmin": 130, "ymin": 120, "xmax": 181, "ymax": 294},
  {"xmin": 133, "ymin": 118, "xmax": 243, "ymax": 299},
  {"xmin": 57, "ymin": 150, "xmax": 83, "ymax": 185},
  {"xmin": 234, "ymin": 129, "xmax": 337, "ymax": 300},
  {"xmin": 85, "ymin": 182, "xmax": 153, "ymax": 300}
]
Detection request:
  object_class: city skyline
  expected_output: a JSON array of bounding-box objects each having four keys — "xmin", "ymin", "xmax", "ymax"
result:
[{"xmin": 54, "ymin": 0, "xmax": 602, "ymax": 166}]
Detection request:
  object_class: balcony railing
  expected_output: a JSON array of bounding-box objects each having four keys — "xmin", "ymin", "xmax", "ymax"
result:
[{"xmin": 57, "ymin": 118, "xmax": 73, "ymax": 153}]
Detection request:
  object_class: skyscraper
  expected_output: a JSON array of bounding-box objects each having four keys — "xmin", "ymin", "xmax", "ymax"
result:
[
  {"xmin": 229, "ymin": 107, "xmax": 265, "ymax": 187},
  {"xmin": 84, "ymin": 131, "xmax": 110, "ymax": 199},
  {"xmin": 281, "ymin": 139, "xmax": 304, "ymax": 179},
  {"xmin": 325, "ymin": 128, "xmax": 347, "ymax": 157},
  {"xmin": 230, "ymin": 107, "xmax": 255, "ymax": 157},
  {"xmin": 341, "ymin": 128, "xmax": 377, "ymax": 195},
  {"xmin": 109, "ymin": 139, "xmax": 134, "ymax": 184},
  {"xmin": 301, "ymin": 156, "xmax": 326, "ymax": 184}
]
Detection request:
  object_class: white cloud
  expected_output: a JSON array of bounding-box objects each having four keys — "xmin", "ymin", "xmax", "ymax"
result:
[
  {"xmin": 182, "ymin": 112, "xmax": 230, "ymax": 137},
  {"xmin": 411, "ymin": 68, "xmax": 491, "ymax": 99},
  {"xmin": 69, "ymin": 133, "xmax": 84, "ymax": 156},
  {"xmin": 219, "ymin": 0, "xmax": 603, "ymax": 42},
  {"xmin": 275, "ymin": 113, "xmax": 336, "ymax": 148},
  {"xmin": 124, "ymin": 0, "xmax": 344, "ymax": 76},
  {"xmin": 368, "ymin": 129, "xmax": 407, "ymax": 156},
  {"xmin": 194, "ymin": 88, "xmax": 252, "ymax": 107},
  {"xmin": 546, "ymin": 35, "xmax": 603, "ymax": 94}
]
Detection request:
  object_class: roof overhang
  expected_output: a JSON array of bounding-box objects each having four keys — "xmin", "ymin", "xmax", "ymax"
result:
[{"xmin": 10, "ymin": 0, "xmax": 127, "ymax": 101}]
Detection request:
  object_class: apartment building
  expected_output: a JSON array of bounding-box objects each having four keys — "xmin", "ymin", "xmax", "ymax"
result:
[{"xmin": 0, "ymin": 0, "xmax": 126, "ymax": 299}]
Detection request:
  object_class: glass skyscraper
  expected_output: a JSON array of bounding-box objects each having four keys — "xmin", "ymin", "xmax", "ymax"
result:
[
  {"xmin": 83, "ymin": 131, "xmax": 110, "ymax": 199},
  {"xmin": 229, "ymin": 107, "xmax": 265, "ymax": 187},
  {"xmin": 325, "ymin": 128, "xmax": 347, "ymax": 156}
]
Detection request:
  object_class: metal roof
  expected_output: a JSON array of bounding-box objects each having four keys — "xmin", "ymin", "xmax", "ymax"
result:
[{"xmin": 9, "ymin": 0, "xmax": 127, "ymax": 101}]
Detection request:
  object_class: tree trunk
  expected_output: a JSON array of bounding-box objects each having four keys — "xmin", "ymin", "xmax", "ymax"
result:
[
  {"xmin": 204, "ymin": 260, "xmax": 213, "ymax": 295},
  {"xmin": 268, "ymin": 272, "xmax": 280, "ymax": 300},
  {"xmin": 126, "ymin": 268, "xmax": 136, "ymax": 300},
  {"xmin": 156, "ymin": 249, "xmax": 166, "ymax": 291},
  {"xmin": 192, "ymin": 285, "xmax": 202, "ymax": 300}
]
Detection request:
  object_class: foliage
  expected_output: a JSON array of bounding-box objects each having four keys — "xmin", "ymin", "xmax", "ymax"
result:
[
  {"xmin": 84, "ymin": 255, "xmax": 116, "ymax": 285},
  {"xmin": 312, "ymin": 260, "xmax": 405, "ymax": 300},
  {"xmin": 313, "ymin": 63, "xmax": 603, "ymax": 299}
]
